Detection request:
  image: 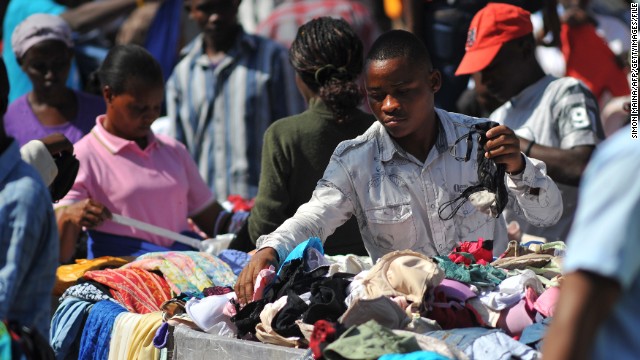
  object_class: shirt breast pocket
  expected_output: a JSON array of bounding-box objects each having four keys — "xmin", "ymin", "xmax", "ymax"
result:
[{"xmin": 365, "ymin": 203, "xmax": 417, "ymax": 251}]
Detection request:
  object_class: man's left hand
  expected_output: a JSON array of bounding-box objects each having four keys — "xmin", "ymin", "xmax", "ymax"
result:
[{"xmin": 484, "ymin": 125, "xmax": 525, "ymax": 174}]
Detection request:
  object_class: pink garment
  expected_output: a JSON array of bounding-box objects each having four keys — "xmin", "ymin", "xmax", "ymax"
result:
[
  {"xmin": 533, "ymin": 286, "xmax": 559, "ymax": 318},
  {"xmin": 496, "ymin": 287, "xmax": 538, "ymax": 336},
  {"xmin": 253, "ymin": 265, "xmax": 276, "ymax": 302},
  {"xmin": 56, "ymin": 116, "xmax": 215, "ymax": 247}
]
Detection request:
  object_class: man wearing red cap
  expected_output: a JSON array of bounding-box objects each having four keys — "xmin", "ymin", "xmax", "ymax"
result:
[{"xmin": 456, "ymin": 2, "xmax": 604, "ymax": 243}]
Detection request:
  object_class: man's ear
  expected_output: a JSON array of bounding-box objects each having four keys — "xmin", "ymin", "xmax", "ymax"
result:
[{"xmin": 429, "ymin": 69, "xmax": 442, "ymax": 94}]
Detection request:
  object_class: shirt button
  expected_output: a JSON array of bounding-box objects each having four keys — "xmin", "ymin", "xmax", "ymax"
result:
[{"xmin": 430, "ymin": 204, "xmax": 435, "ymax": 209}]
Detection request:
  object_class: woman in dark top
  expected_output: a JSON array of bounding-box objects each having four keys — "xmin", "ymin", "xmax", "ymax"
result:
[{"xmin": 245, "ymin": 17, "xmax": 374, "ymax": 255}]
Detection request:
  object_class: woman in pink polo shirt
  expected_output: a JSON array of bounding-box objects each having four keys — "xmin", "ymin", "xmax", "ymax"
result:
[{"xmin": 55, "ymin": 45, "xmax": 234, "ymax": 262}]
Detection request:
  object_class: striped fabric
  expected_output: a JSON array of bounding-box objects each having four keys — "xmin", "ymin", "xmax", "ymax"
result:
[
  {"xmin": 166, "ymin": 30, "xmax": 305, "ymax": 199},
  {"xmin": 255, "ymin": 0, "xmax": 381, "ymax": 53}
]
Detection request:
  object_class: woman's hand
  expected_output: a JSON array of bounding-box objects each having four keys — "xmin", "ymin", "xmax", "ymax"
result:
[
  {"xmin": 62, "ymin": 198, "xmax": 112, "ymax": 228},
  {"xmin": 484, "ymin": 125, "xmax": 525, "ymax": 174}
]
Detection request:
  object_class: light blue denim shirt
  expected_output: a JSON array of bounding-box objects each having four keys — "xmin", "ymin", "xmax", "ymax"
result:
[
  {"xmin": 564, "ymin": 125, "xmax": 640, "ymax": 360},
  {"xmin": 258, "ymin": 108, "xmax": 563, "ymax": 263},
  {"xmin": 0, "ymin": 140, "xmax": 59, "ymax": 337}
]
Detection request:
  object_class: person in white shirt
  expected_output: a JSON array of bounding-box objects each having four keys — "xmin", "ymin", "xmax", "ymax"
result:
[{"xmin": 234, "ymin": 29, "xmax": 563, "ymax": 304}]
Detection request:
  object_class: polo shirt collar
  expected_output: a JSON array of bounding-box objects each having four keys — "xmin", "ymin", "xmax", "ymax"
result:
[
  {"xmin": 0, "ymin": 139, "xmax": 20, "ymax": 184},
  {"xmin": 378, "ymin": 108, "xmax": 451, "ymax": 162},
  {"xmin": 91, "ymin": 115, "xmax": 159, "ymax": 154}
]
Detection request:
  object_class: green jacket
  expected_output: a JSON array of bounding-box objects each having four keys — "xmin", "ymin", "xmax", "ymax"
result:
[{"xmin": 248, "ymin": 98, "xmax": 375, "ymax": 255}]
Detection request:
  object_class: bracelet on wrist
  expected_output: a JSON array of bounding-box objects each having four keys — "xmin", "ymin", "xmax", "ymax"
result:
[{"xmin": 524, "ymin": 140, "xmax": 535, "ymax": 157}]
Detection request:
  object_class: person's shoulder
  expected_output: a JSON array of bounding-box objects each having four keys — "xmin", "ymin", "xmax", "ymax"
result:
[
  {"xmin": 154, "ymin": 134, "xmax": 190, "ymax": 156},
  {"xmin": 5, "ymin": 94, "xmax": 29, "ymax": 113},
  {"xmin": 332, "ymin": 121, "xmax": 382, "ymax": 157},
  {"xmin": 262, "ymin": 111, "xmax": 315, "ymax": 146},
  {"xmin": 441, "ymin": 109, "xmax": 490, "ymax": 134},
  {"xmin": 155, "ymin": 133, "xmax": 183, "ymax": 148},
  {"xmin": 241, "ymin": 31, "xmax": 288, "ymax": 58},
  {"xmin": 547, "ymin": 76, "xmax": 593, "ymax": 97},
  {"xmin": 174, "ymin": 35, "xmax": 204, "ymax": 68},
  {"xmin": 594, "ymin": 125, "xmax": 640, "ymax": 161},
  {"xmin": 72, "ymin": 131, "xmax": 99, "ymax": 159},
  {"xmin": 2, "ymin": 161, "xmax": 51, "ymax": 208}
]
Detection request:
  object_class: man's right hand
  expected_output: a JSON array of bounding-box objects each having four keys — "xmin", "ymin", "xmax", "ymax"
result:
[{"xmin": 234, "ymin": 247, "xmax": 279, "ymax": 305}]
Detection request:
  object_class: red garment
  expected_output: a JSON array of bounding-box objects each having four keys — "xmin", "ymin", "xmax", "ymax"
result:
[
  {"xmin": 310, "ymin": 320, "xmax": 338, "ymax": 360},
  {"xmin": 83, "ymin": 268, "xmax": 171, "ymax": 314},
  {"xmin": 255, "ymin": 0, "xmax": 380, "ymax": 53},
  {"xmin": 423, "ymin": 292, "xmax": 486, "ymax": 330},
  {"xmin": 227, "ymin": 195, "xmax": 255, "ymax": 212},
  {"xmin": 561, "ymin": 23, "xmax": 630, "ymax": 100},
  {"xmin": 448, "ymin": 238, "xmax": 494, "ymax": 265}
]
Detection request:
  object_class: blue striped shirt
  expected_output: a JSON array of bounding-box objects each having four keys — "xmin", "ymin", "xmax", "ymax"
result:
[{"xmin": 166, "ymin": 30, "xmax": 305, "ymax": 199}]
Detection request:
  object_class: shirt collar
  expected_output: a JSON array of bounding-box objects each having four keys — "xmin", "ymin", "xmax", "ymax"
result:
[
  {"xmin": 0, "ymin": 139, "xmax": 21, "ymax": 184},
  {"xmin": 91, "ymin": 115, "xmax": 159, "ymax": 155},
  {"xmin": 378, "ymin": 108, "xmax": 453, "ymax": 162}
]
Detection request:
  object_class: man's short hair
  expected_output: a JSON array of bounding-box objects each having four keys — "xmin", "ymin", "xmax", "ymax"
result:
[{"xmin": 366, "ymin": 30, "xmax": 433, "ymax": 70}]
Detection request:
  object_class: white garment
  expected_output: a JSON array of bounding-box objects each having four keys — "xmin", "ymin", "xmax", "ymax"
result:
[
  {"xmin": 19, "ymin": 140, "xmax": 57, "ymax": 186},
  {"xmin": 258, "ymin": 109, "xmax": 563, "ymax": 263},
  {"xmin": 185, "ymin": 292, "xmax": 237, "ymax": 335},
  {"xmin": 479, "ymin": 269, "xmax": 545, "ymax": 311},
  {"xmin": 490, "ymin": 75, "xmax": 603, "ymax": 242},
  {"xmin": 325, "ymin": 254, "xmax": 373, "ymax": 276}
]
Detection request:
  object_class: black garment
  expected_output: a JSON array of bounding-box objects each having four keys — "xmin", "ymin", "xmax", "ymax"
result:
[
  {"xmin": 303, "ymin": 277, "xmax": 351, "ymax": 325},
  {"xmin": 231, "ymin": 258, "xmax": 329, "ymax": 338}
]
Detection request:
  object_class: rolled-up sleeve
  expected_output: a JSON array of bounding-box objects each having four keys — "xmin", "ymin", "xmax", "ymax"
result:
[{"xmin": 506, "ymin": 155, "xmax": 563, "ymax": 227}]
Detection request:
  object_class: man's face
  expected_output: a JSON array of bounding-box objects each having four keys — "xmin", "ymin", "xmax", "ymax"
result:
[
  {"xmin": 188, "ymin": 0, "xmax": 239, "ymax": 39},
  {"xmin": 479, "ymin": 41, "xmax": 525, "ymax": 102},
  {"xmin": 365, "ymin": 57, "xmax": 439, "ymax": 141}
]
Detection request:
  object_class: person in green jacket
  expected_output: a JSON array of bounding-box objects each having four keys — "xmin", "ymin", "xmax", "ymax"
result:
[{"xmin": 238, "ymin": 17, "xmax": 374, "ymax": 255}]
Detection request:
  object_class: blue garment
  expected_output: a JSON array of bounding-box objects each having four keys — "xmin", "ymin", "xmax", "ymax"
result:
[
  {"xmin": 563, "ymin": 125, "xmax": 640, "ymax": 360},
  {"xmin": 425, "ymin": 328, "xmax": 539, "ymax": 360},
  {"xmin": 50, "ymin": 297, "xmax": 94, "ymax": 360},
  {"xmin": 519, "ymin": 317, "xmax": 552, "ymax": 350},
  {"xmin": 218, "ymin": 249, "xmax": 251, "ymax": 275},
  {"xmin": 86, "ymin": 230, "xmax": 199, "ymax": 259},
  {"xmin": 2, "ymin": 0, "xmax": 80, "ymax": 102},
  {"xmin": 0, "ymin": 140, "xmax": 59, "ymax": 338},
  {"xmin": 166, "ymin": 30, "xmax": 305, "ymax": 199},
  {"xmin": 78, "ymin": 300, "xmax": 127, "ymax": 360},
  {"xmin": 277, "ymin": 237, "xmax": 324, "ymax": 275},
  {"xmin": 379, "ymin": 351, "xmax": 452, "ymax": 360},
  {"xmin": 144, "ymin": 0, "xmax": 181, "ymax": 82},
  {"xmin": 0, "ymin": 321, "xmax": 11, "ymax": 360}
]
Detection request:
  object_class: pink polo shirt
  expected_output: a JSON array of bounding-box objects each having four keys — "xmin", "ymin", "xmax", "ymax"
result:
[{"xmin": 57, "ymin": 115, "xmax": 216, "ymax": 247}]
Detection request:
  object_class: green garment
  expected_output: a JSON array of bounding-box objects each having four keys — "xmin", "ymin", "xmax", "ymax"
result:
[
  {"xmin": 433, "ymin": 256, "xmax": 507, "ymax": 288},
  {"xmin": 323, "ymin": 320, "xmax": 421, "ymax": 360},
  {"xmin": 248, "ymin": 98, "xmax": 375, "ymax": 255}
]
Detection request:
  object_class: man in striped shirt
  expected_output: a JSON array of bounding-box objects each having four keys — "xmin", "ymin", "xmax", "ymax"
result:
[{"xmin": 166, "ymin": 0, "xmax": 304, "ymax": 199}]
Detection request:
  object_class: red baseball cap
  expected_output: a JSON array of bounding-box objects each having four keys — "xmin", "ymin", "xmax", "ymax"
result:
[{"xmin": 455, "ymin": 3, "xmax": 533, "ymax": 76}]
